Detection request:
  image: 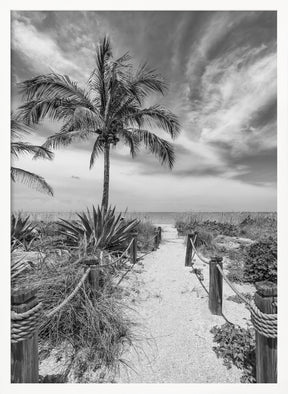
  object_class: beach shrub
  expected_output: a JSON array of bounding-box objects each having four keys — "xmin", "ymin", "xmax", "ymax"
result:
[
  {"xmin": 176, "ymin": 219, "xmax": 238, "ymax": 238},
  {"xmin": 11, "ymin": 213, "xmax": 38, "ymax": 250},
  {"xmin": 210, "ymin": 323, "xmax": 256, "ymax": 383},
  {"xmin": 243, "ymin": 237, "xmax": 277, "ymax": 283},
  {"xmin": 135, "ymin": 220, "xmax": 156, "ymax": 251},
  {"xmin": 194, "ymin": 229, "xmax": 213, "ymax": 248},
  {"xmin": 239, "ymin": 215, "xmax": 277, "ymax": 241},
  {"xmin": 58, "ymin": 205, "xmax": 139, "ymax": 253},
  {"xmin": 226, "ymin": 259, "xmax": 245, "ymax": 283}
]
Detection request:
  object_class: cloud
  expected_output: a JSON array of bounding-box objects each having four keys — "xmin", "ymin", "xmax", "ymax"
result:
[
  {"xmin": 11, "ymin": 12, "xmax": 90, "ymax": 83},
  {"xmin": 11, "ymin": 11, "xmax": 277, "ymax": 211}
]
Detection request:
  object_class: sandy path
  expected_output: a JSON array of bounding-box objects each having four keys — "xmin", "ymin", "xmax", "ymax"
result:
[{"xmin": 116, "ymin": 224, "xmax": 253, "ymax": 383}]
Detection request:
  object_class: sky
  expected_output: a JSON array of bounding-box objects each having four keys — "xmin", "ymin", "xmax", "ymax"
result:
[{"xmin": 11, "ymin": 11, "xmax": 277, "ymax": 212}]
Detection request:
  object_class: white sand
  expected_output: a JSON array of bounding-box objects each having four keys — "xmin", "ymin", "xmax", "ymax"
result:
[{"xmin": 116, "ymin": 224, "xmax": 254, "ymax": 383}]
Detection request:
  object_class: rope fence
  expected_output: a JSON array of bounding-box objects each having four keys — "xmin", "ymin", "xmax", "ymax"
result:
[
  {"xmin": 215, "ymin": 263, "xmax": 277, "ymax": 339},
  {"xmin": 190, "ymin": 235, "xmax": 210, "ymax": 265},
  {"xmin": 185, "ymin": 230, "xmax": 277, "ymax": 383},
  {"xmin": 187, "ymin": 232, "xmax": 278, "ymax": 338},
  {"xmin": 46, "ymin": 268, "xmax": 91, "ymax": 318}
]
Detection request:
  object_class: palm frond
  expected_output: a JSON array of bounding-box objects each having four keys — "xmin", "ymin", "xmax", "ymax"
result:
[
  {"xmin": 131, "ymin": 129, "xmax": 175, "ymax": 169},
  {"xmin": 18, "ymin": 73, "xmax": 92, "ymax": 107},
  {"xmin": 125, "ymin": 104, "xmax": 181, "ymax": 139},
  {"xmin": 17, "ymin": 98, "xmax": 74, "ymax": 125},
  {"xmin": 11, "ymin": 116, "xmax": 33, "ymax": 139},
  {"xmin": 118, "ymin": 129, "xmax": 141, "ymax": 158},
  {"xmin": 17, "ymin": 73, "xmax": 94, "ymax": 125},
  {"xmin": 34, "ymin": 129, "xmax": 91, "ymax": 154},
  {"xmin": 90, "ymin": 136, "xmax": 105, "ymax": 169},
  {"xmin": 130, "ymin": 62, "xmax": 167, "ymax": 101},
  {"xmin": 88, "ymin": 36, "xmax": 113, "ymax": 114},
  {"xmin": 11, "ymin": 141, "xmax": 54, "ymax": 160},
  {"xmin": 72, "ymin": 106, "xmax": 103, "ymax": 131},
  {"xmin": 11, "ymin": 167, "xmax": 54, "ymax": 196}
]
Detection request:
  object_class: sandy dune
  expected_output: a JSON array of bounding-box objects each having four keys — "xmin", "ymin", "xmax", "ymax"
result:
[{"xmin": 116, "ymin": 224, "xmax": 254, "ymax": 383}]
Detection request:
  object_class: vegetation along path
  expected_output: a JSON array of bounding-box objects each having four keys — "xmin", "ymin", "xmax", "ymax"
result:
[{"xmin": 117, "ymin": 224, "xmax": 252, "ymax": 383}]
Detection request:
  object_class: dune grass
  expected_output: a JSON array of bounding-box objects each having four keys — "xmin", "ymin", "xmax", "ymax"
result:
[{"xmin": 175, "ymin": 212, "xmax": 276, "ymax": 240}]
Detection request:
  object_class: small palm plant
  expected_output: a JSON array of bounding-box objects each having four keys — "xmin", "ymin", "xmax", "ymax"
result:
[
  {"xmin": 17, "ymin": 36, "xmax": 180, "ymax": 212},
  {"xmin": 11, "ymin": 114, "xmax": 54, "ymax": 195},
  {"xmin": 58, "ymin": 205, "xmax": 139, "ymax": 253}
]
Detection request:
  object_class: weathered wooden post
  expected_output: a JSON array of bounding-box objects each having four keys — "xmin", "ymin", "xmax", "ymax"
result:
[
  {"xmin": 254, "ymin": 281, "xmax": 277, "ymax": 383},
  {"xmin": 157, "ymin": 226, "xmax": 162, "ymax": 242},
  {"xmin": 84, "ymin": 257, "xmax": 100, "ymax": 301},
  {"xmin": 11, "ymin": 288, "xmax": 41, "ymax": 383},
  {"xmin": 185, "ymin": 233, "xmax": 194, "ymax": 266},
  {"xmin": 153, "ymin": 228, "xmax": 159, "ymax": 250},
  {"xmin": 130, "ymin": 231, "xmax": 138, "ymax": 264},
  {"xmin": 209, "ymin": 256, "xmax": 223, "ymax": 315}
]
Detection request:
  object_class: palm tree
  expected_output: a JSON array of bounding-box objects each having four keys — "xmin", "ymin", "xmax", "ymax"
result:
[
  {"xmin": 17, "ymin": 36, "xmax": 180, "ymax": 212},
  {"xmin": 11, "ymin": 114, "xmax": 54, "ymax": 196}
]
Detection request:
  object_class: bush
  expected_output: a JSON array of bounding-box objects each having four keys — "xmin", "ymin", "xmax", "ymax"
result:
[
  {"xmin": 194, "ymin": 229, "xmax": 213, "ymax": 248},
  {"xmin": 58, "ymin": 205, "xmax": 139, "ymax": 253},
  {"xmin": 210, "ymin": 323, "xmax": 256, "ymax": 383},
  {"xmin": 176, "ymin": 219, "xmax": 239, "ymax": 238},
  {"xmin": 11, "ymin": 213, "xmax": 38, "ymax": 250},
  {"xmin": 243, "ymin": 238, "xmax": 277, "ymax": 283}
]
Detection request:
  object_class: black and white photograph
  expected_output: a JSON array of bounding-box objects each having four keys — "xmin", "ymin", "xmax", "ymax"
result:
[{"xmin": 8, "ymin": 5, "xmax": 285, "ymax": 388}]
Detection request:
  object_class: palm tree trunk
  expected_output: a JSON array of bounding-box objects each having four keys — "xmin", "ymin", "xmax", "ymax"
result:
[{"xmin": 101, "ymin": 142, "xmax": 110, "ymax": 213}]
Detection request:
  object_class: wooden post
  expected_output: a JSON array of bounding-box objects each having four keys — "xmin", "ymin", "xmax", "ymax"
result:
[
  {"xmin": 185, "ymin": 233, "xmax": 194, "ymax": 266},
  {"xmin": 157, "ymin": 226, "xmax": 162, "ymax": 242},
  {"xmin": 153, "ymin": 228, "xmax": 159, "ymax": 250},
  {"xmin": 130, "ymin": 232, "xmax": 138, "ymax": 264},
  {"xmin": 254, "ymin": 281, "xmax": 277, "ymax": 383},
  {"xmin": 83, "ymin": 257, "xmax": 100, "ymax": 301},
  {"xmin": 11, "ymin": 288, "xmax": 39, "ymax": 383},
  {"xmin": 209, "ymin": 257, "xmax": 223, "ymax": 315}
]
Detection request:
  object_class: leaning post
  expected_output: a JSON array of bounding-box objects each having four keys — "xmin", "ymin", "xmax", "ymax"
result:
[
  {"xmin": 130, "ymin": 231, "xmax": 138, "ymax": 264},
  {"xmin": 208, "ymin": 256, "xmax": 223, "ymax": 315},
  {"xmin": 185, "ymin": 233, "xmax": 194, "ymax": 267},
  {"xmin": 254, "ymin": 281, "xmax": 277, "ymax": 383},
  {"xmin": 11, "ymin": 287, "xmax": 41, "ymax": 383}
]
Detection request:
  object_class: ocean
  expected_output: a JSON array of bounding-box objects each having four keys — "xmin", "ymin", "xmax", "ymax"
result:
[{"xmin": 16, "ymin": 211, "xmax": 277, "ymax": 225}]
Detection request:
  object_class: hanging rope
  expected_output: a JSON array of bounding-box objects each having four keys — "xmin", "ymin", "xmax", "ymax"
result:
[
  {"xmin": 216, "ymin": 263, "xmax": 250, "ymax": 306},
  {"xmin": 191, "ymin": 267, "xmax": 209, "ymax": 295},
  {"xmin": 216, "ymin": 263, "xmax": 277, "ymax": 338},
  {"xmin": 190, "ymin": 236, "xmax": 210, "ymax": 265},
  {"xmin": 105, "ymin": 239, "xmax": 134, "ymax": 266},
  {"xmin": 145, "ymin": 230, "xmax": 160, "ymax": 244},
  {"xmin": 46, "ymin": 268, "xmax": 91, "ymax": 318}
]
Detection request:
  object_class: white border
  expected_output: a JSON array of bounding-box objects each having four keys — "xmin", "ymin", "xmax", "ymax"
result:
[{"xmin": 2, "ymin": 2, "xmax": 288, "ymax": 393}]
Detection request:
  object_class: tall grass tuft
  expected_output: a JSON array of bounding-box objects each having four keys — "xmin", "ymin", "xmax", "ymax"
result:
[{"xmin": 17, "ymin": 253, "xmax": 134, "ymax": 381}]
